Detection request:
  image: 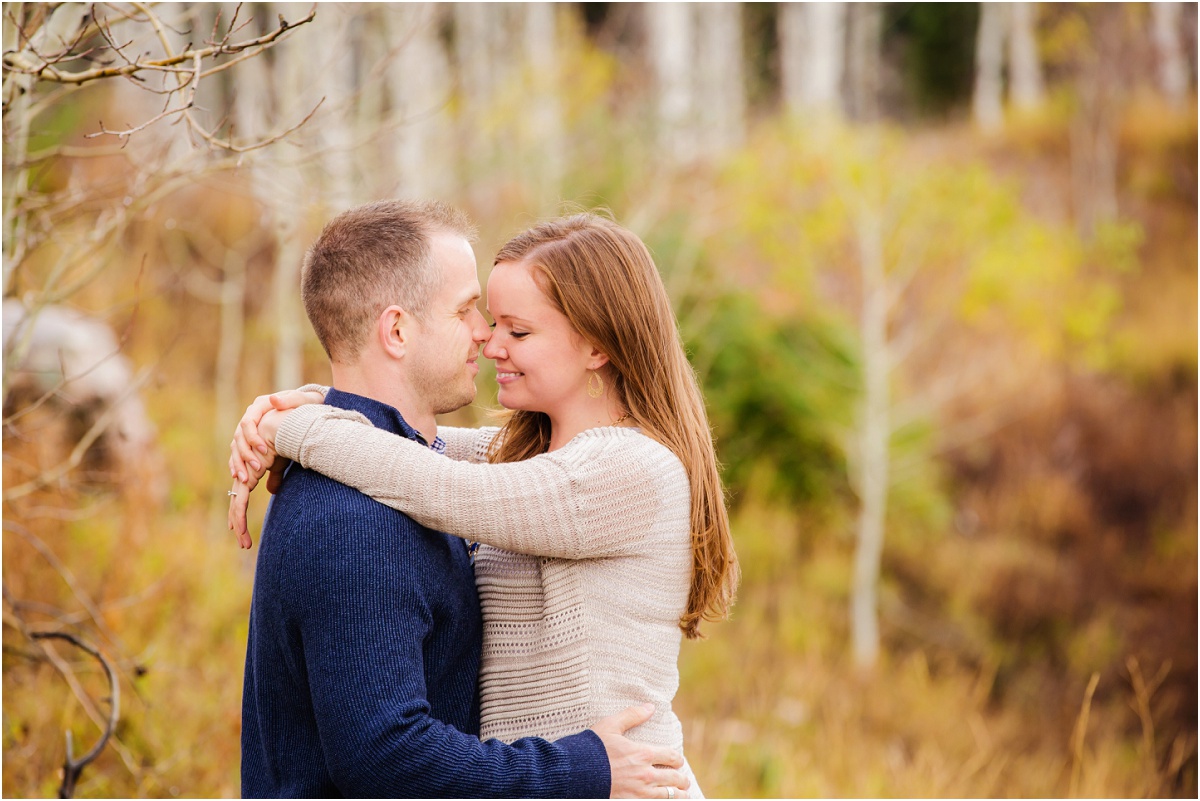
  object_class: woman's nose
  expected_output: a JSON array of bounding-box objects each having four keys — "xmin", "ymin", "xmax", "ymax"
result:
[{"xmin": 482, "ymin": 332, "xmax": 504, "ymax": 360}]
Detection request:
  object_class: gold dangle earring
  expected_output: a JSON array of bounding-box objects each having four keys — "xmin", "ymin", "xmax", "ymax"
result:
[{"xmin": 586, "ymin": 371, "xmax": 604, "ymax": 399}]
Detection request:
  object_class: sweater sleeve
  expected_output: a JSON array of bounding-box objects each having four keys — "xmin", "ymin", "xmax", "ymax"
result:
[
  {"xmin": 439, "ymin": 426, "xmax": 498, "ymax": 463},
  {"xmin": 274, "ymin": 404, "xmax": 681, "ymax": 559},
  {"xmin": 284, "ymin": 495, "xmax": 611, "ymax": 798}
]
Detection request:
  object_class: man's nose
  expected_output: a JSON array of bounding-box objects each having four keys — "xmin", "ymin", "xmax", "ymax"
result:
[{"xmin": 470, "ymin": 309, "xmax": 490, "ymax": 343}]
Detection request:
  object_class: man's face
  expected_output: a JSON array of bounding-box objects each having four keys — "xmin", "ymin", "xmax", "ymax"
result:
[{"xmin": 406, "ymin": 232, "xmax": 490, "ymax": 416}]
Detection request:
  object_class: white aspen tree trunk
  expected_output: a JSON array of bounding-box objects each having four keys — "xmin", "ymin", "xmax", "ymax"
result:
[
  {"xmin": 214, "ymin": 253, "xmax": 246, "ymax": 452},
  {"xmin": 646, "ymin": 3, "xmax": 697, "ymax": 162},
  {"xmin": 210, "ymin": 248, "xmax": 246, "ymax": 527},
  {"xmin": 455, "ymin": 3, "xmax": 508, "ymax": 208},
  {"xmin": 455, "ymin": 3, "xmax": 492, "ymax": 118},
  {"xmin": 523, "ymin": 3, "xmax": 565, "ymax": 205},
  {"xmin": 148, "ymin": 3, "xmax": 206, "ymax": 162},
  {"xmin": 807, "ymin": 3, "xmax": 847, "ymax": 116},
  {"xmin": 453, "ymin": 1, "xmax": 486, "ymax": 184},
  {"xmin": 1008, "ymin": 3, "xmax": 1045, "ymax": 111},
  {"xmin": 779, "ymin": 3, "xmax": 805, "ymax": 113},
  {"xmin": 973, "ymin": 2, "xmax": 1007, "ymax": 131},
  {"xmin": 230, "ymin": 4, "xmax": 270, "ymax": 141},
  {"xmin": 1151, "ymin": 2, "xmax": 1189, "ymax": 107},
  {"xmin": 2, "ymin": 12, "xmax": 34, "ymax": 295},
  {"xmin": 356, "ymin": 5, "xmax": 387, "ymax": 192},
  {"xmin": 781, "ymin": 3, "xmax": 846, "ymax": 117},
  {"xmin": 1070, "ymin": 101, "xmax": 1119, "ymax": 238},
  {"xmin": 1070, "ymin": 6, "xmax": 1121, "ymax": 239},
  {"xmin": 268, "ymin": 211, "xmax": 305, "ymax": 392},
  {"xmin": 316, "ymin": 6, "xmax": 357, "ymax": 211},
  {"xmin": 846, "ymin": 2, "xmax": 884, "ymax": 123},
  {"xmin": 387, "ymin": 5, "xmax": 452, "ymax": 199},
  {"xmin": 265, "ymin": 2, "xmax": 311, "ymax": 391},
  {"xmin": 694, "ymin": 3, "xmax": 745, "ymax": 155},
  {"xmin": 218, "ymin": 2, "xmax": 271, "ymax": 455},
  {"xmin": 851, "ymin": 205, "xmax": 890, "ymax": 672}
]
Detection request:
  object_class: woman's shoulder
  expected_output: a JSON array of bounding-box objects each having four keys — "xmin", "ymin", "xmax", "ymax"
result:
[
  {"xmin": 559, "ymin": 427, "xmax": 686, "ymax": 481},
  {"xmin": 545, "ymin": 429, "xmax": 691, "ymax": 550}
]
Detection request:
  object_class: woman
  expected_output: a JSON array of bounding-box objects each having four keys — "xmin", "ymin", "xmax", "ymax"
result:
[{"xmin": 230, "ymin": 214, "xmax": 738, "ymax": 796}]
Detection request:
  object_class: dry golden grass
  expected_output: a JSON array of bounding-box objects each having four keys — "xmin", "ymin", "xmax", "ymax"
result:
[
  {"xmin": 673, "ymin": 502, "xmax": 1196, "ymax": 798},
  {"xmin": 5, "ymin": 340, "xmax": 1193, "ymax": 797}
]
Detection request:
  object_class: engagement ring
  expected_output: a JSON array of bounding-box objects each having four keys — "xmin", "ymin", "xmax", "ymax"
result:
[
  {"xmin": 667, "ymin": 788, "xmax": 675, "ymax": 799},
  {"xmin": 227, "ymin": 490, "xmax": 238, "ymax": 497}
]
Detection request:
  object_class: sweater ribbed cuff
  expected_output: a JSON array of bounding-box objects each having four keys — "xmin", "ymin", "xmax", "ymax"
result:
[
  {"xmin": 274, "ymin": 403, "xmax": 334, "ymax": 463},
  {"xmin": 297, "ymin": 383, "xmax": 329, "ymax": 397}
]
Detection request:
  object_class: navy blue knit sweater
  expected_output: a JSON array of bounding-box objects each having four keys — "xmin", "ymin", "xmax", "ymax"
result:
[{"xmin": 240, "ymin": 389, "xmax": 611, "ymax": 798}]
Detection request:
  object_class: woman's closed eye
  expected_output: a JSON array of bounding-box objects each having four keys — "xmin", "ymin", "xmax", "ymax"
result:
[{"xmin": 489, "ymin": 322, "xmax": 529, "ymax": 339}]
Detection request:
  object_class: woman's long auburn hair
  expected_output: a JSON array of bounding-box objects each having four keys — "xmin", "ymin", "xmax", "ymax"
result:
[{"xmin": 487, "ymin": 213, "xmax": 739, "ymax": 639}]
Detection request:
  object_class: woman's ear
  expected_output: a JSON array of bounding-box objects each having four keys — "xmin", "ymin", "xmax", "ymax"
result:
[
  {"xmin": 586, "ymin": 346, "xmax": 610, "ymax": 372},
  {"xmin": 378, "ymin": 305, "xmax": 411, "ymax": 359}
]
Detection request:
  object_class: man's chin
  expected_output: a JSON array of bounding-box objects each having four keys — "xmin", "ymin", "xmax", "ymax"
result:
[{"xmin": 434, "ymin": 388, "xmax": 477, "ymax": 416}]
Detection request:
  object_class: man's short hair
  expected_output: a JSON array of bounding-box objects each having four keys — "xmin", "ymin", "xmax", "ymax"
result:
[{"xmin": 301, "ymin": 199, "xmax": 476, "ymax": 363}]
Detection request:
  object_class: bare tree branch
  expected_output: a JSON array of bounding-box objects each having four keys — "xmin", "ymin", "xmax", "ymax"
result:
[
  {"xmin": 129, "ymin": 1, "xmax": 178, "ymax": 62},
  {"xmin": 185, "ymin": 96, "xmax": 325, "ymax": 154},
  {"xmin": 2, "ymin": 588, "xmax": 140, "ymax": 781},
  {"xmin": 3, "ymin": 6, "xmax": 315, "ymax": 86},
  {"xmin": 85, "ymin": 52, "xmax": 201, "ymax": 141},
  {"xmin": 29, "ymin": 631, "xmax": 120, "ymax": 799},
  {"xmin": 11, "ymin": 143, "xmax": 133, "ymax": 165}
]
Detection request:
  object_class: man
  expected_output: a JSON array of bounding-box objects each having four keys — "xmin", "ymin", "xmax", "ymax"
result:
[{"xmin": 234, "ymin": 200, "xmax": 687, "ymax": 797}]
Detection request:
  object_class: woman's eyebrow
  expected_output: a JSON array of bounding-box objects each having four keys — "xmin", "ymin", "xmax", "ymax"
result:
[{"xmin": 490, "ymin": 312, "xmax": 534, "ymax": 325}]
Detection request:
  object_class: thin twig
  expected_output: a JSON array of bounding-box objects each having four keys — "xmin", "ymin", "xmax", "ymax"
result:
[
  {"xmin": 30, "ymin": 631, "xmax": 120, "ymax": 799},
  {"xmin": 86, "ymin": 102, "xmax": 192, "ymax": 141},
  {"xmin": 85, "ymin": 51, "xmax": 201, "ymax": 141},
  {"xmin": 129, "ymin": 2, "xmax": 178, "ymax": 62},
  {"xmin": 1126, "ymin": 656, "xmax": 1172, "ymax": 789},
  {"xmin": 2, "ymin": 7, "xmax": 316, "ymax": 85},
  {"xmin": 1068, "ymin": 672, "xmax": 1101, "ymax": 797},
  {"xmin": 185, "ymin": 96, "xmax": 324, "ymax": 154},
  {"xmin": 2, "ymin": 588, "xmax": 139, "ymax": 778},
  {"xmin": 11, "ymin": 143, "xmax": 134, "ymax": 164}
]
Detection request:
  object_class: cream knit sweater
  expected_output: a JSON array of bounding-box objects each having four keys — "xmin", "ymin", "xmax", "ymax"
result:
[{"xmin": 274, "ymin": 404, "xmax": 702, "ymax": 790}]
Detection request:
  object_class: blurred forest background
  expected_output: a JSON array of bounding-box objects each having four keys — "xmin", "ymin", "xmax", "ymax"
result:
[{"xmin": 2, "ymin": 2, "xmax": 1196, "ymax": 797}]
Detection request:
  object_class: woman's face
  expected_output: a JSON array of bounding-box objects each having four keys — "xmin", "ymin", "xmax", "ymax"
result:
[{"xmin": 483, "ymin": 260, "xmax": 598, "ymax": 416}]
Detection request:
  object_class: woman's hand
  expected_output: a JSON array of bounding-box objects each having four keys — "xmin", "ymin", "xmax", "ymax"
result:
[
  {"xmin": 227, "ymin": 480, "xmax": 258, "ymax": 549},
  {"xmin": 227, "ymin": 388, "xmax": 322, "ymax": 548},
  {"xmin": 228, "ymin": 388, "xmax": 323, "ymax": 483},
  {"xmin": 227, "ymin": 408, "xmax": 293, "ymax": 546}
]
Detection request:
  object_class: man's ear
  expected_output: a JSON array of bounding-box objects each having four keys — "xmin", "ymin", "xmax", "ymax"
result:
[{"xmin": 378, "ymin": 305, "xmax": 412, "ymax": 359}]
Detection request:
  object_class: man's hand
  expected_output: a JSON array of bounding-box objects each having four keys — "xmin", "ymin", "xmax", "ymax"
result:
[{"xmin": 593, "ymin": 704, "xmax": 690, "ymax": 799}]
